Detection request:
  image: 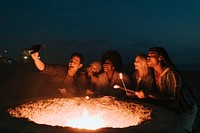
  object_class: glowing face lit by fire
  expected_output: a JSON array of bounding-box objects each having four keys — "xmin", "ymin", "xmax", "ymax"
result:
[
  {"xmin": 103, "ymin": 59, "xmax": 114, "ymax": 73},
  {"xmin": 68, "ymin": 56, "xmax": 83, "ymax": 76}
]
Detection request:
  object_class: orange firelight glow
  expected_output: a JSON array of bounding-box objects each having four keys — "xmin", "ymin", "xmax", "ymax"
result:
[
  {"xmin": 66, "ymin": 108, "xmax": 105, "ymax": 130},
  {"xmin": 8, "ymin": 97, "xmax": 152, "ymax": 130},
  {"xmin": 85, "ymin": 96, "xmax": 90, "ymax": 100}
]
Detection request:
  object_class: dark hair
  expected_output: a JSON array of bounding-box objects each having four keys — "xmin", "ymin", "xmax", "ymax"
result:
[
  {"xmin": 70, "ymin": 52, "xmax": 84, "ymax": 64},
  {"xmin": 102, "ymin": 50, "xmax": 123, "ymax": 71},
  {"xmin": 149, "ymin": 47, "xmax": 175, "ymax": 68},
  {"xmin": 149, "ymin": 46, "xmax": 195, "ymax": 99}
]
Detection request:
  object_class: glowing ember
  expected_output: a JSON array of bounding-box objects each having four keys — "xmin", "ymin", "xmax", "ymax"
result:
[
  {"xmin": 8, "ymin": 97, "xmax": 152, "ymax": 130},
  {"xmin": 85, "ymin": 96, "xmax": 90, "ymax": 100}
]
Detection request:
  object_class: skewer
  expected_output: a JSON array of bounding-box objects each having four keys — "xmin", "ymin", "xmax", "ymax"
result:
[
  {"xmin": 119, "ymin": 73, "xmax": 128, "ymax": 93},
  {"xmin": 113, "ymin": 85, "xmax": 135, "ymax": 94}
]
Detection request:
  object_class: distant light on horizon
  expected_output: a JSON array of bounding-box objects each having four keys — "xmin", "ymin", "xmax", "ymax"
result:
[{"xmin": 23, "ymin": 56, "xmax": 28, "ymax": 59}]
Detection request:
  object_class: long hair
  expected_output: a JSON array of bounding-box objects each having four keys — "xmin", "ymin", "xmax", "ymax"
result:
[
  {"xmin": 135, "ymin": 53, "xmax": 148, "ymax": 78},
  {"xmin": 149, "ymin": 47, "xmax": 195, "ymax": 98},
  {"xmin": 149, "ymin": 47, "xmax": 176, "ymax": 69}
]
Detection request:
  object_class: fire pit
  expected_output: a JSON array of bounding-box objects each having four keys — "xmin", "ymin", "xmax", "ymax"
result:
[
  {"xmin": 0, "ymin": 96, "xmax": 184, "ymax": 133},
  {"xmin": 8, "ymin": 96, "xmax": 151, "ymax": 130}
]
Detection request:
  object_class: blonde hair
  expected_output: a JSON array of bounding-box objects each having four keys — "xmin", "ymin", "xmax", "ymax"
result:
[{"xmin": 135, "ymin": 54, "xmax": 148, "ymax": 78}]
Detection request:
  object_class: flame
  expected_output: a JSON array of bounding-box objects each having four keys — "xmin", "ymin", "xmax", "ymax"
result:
[
  {"xmin": 65, "ymin": 108, "xmax": 105, "ymax": 130},
  {"xmin": 8, "ymin": 97, "xmax": 152, "ymax": 130}
]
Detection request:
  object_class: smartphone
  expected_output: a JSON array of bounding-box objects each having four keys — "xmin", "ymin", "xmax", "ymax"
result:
[{"xmin": 30, "ymin": 44, "xmax": 41, "ymax": 54}]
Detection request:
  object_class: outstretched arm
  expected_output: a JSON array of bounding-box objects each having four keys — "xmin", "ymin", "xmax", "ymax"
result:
[{"xmin": 30, "ymin": 51, "xmax": 45, "ymax": 71}]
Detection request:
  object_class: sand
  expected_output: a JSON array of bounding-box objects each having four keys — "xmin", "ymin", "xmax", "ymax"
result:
[{"xmin": 0, "ymin": 63, "xmax": 199, "ymax": 132}]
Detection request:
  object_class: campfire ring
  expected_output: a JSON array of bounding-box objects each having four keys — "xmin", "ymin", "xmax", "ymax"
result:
[{"xmin": 0, "ymin": 97, "xmax": 184, "ymax": 133}]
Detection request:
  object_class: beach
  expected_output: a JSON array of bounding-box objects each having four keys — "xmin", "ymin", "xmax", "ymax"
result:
[{"xmin": 0, "ymin": 63, "xmax": 199, "ymax": 132}]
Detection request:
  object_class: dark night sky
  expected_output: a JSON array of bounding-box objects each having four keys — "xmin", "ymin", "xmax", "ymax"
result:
[{"xmin": 1, "ymin": 0, "xmax": 200, "ymax": 65}]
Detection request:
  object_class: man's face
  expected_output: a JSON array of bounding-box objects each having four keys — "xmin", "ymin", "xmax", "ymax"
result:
[
  {"xmin": 103, "ymin": 59, "xmax": 114, "ymax": 72},
  {"xmin": 147, "ymin": 51, "xmax": 159, "ymax": 68},
  {"xmin": 68, "ymin": 56, "xmax": 82, "ymax": 72},
  {"xmin": 87, "ymin": 64, "xmax": 99, "ymax": 76}
]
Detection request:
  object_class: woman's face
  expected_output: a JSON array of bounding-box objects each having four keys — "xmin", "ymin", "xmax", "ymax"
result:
[
  {"xmin": 103, "ymin": 59, "xmax": 114, "ymax": 72},
  {"xmin": 134, "ymin": 56, "xmax": 142, "ymax": 70}
]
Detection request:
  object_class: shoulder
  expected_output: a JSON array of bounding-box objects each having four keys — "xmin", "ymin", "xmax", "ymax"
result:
[
  {"xmin": 165, "ymin": 67, "xmax": 178, "ymax": 75},
  {"xmin": 162, "ymin": 67, "xmax": 180, "ymax": 80},
  {"xmin": 98, "ymin": 72, "xmax": 106, "ymax": 77},
  {"xmin": 76, "ymin": 69, "xmax": 87, "ymax": 78}
]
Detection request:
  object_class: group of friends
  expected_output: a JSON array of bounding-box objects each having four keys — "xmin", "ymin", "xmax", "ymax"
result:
[{"xmin": 30, "ymin": 46, "xmax": 198, "ymax": 133}]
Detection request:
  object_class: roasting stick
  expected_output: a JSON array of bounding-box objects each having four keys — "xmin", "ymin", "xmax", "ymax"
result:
[
  {"xmin": 119, "ymin": 73, "xmax": 128, "ymax": 93},
  {"xmin": 113, "ymin": 85, "xmax": 135, "ymax": 94}
]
